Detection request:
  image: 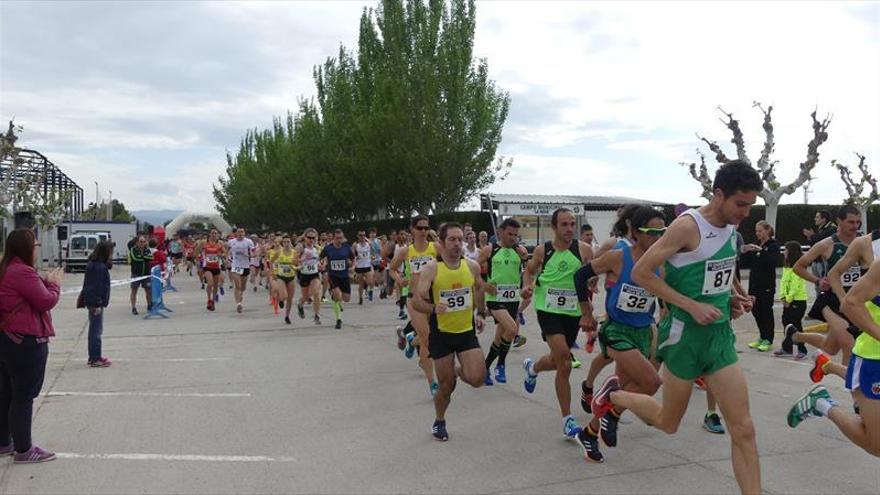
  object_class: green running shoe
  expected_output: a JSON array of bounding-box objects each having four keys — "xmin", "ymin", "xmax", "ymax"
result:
[
  {"xmin": 788, "ymin": 385, "xmax": 833, "ymax": 428},
  {"xmin": 756, "ymin": 340, "xmax": 771, "ymax": 352},
  {"xmin": 703, "ymin": 412, "xmax": 725, "ymax": 434},
  {"xmin": 747, "ymin": 339, "xmax": 761, "ymax": 349}
]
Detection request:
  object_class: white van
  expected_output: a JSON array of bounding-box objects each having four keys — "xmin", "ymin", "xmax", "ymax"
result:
[{"xmin": 64, "ymin": 232, "xmax": 110, "ymax": 272}]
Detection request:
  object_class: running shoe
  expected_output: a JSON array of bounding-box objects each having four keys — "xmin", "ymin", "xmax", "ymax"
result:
[
  {"xmin": 335, "ymin": 319, "xmax": 342, "ymax": 329},
  {"xmin": 590, "ymin": 375, "xmax": 620, "ymax": 418},
  {"xmin": 396, "ymin": 326, "xmax": 406, "ymax": 351},
  {"xmin": 484, "ymin": 372, "xmax": 494, "ymax": 386},
  {"xmin": 580, "ymin": 381, "xmax": 593, "ymax": 414},
  {"xmin": 788, "ymin": 384, "xmax": 834, "ymax": 428},
  {"xmin": 756, "ymin": 340, "xmax": 771, "ymax": 352},
  {"xmin": 585, "ymin": 333, "xmax": 596, "ymax": 354},
  {"xmin": 284, "ymin": 316, "xmax": 291, "ymax": 325},
  {"xmin": 694, "ymin": 376, "xmax": 706, "ymax": 390},
  {"xmin": 89, "ymin": 357, "xmax": 112, "ymax": 368},
  {"xmin": 703, "ymin": 412, "xmax": 725, "ymax": 434},
  {"xmin": 220, "ymin": 287, "xmax": 225, "ymax": 296},
  {"xmin": 795, "ymin": 351, "xmax": 808, "ymax": 361},
  {"xmin": 494, "ymin": 364, "xmax": 507, "ymax": 383},
  {"xmin": 773, "ymin": 348, "xmax": 793, "ymax": 357},
  {"xmin": 810, "ymin": 352, "xmax": 831, "ymax": 383},
  {"xmin": 253, "ymin": 286, "xmax": 257, "ymax": 293},
  {"xmin": 404, "ymin": 332, "xmax": 416, "ymax": 359},
  {"xmin": 563, "ymin": 415, "xmax": 582, "ymax": 439},
  {"xmin": 517, "ymin": 312, "xmax": 526, "ymax": 325},
  {"xmin": 570, "ymin": 353, "xmax": 582, "ymax": 369},
  {"xmin": 297, "ymin": 304, "xmax": 305, "ymax": 319},
  {"xmin": 13, "ymin": 445, "xmax": 56, "ymax": 464},
  {"xmin": 0, "ymin": 444, "xmax": 14, "ymax": 456},
  {"xmin": 236, "ymin": 303, "xmax": 243, "ymax": 314},
  {"xmin": 322, "ymin": 297, "xmax": 329, "ymax": 303},
  {"xmin": 523, "ymin": 358, "xmax": 537, "ymax": 393},
  {"xmin": 214, "ymin": 292, "xmax": 220, "ymax": 302},
  {"xmin": 572, "ymin": 341, "xmax": 581, "ymax": 350},
  {"xmin": 314, "ymin": 315, "xmax": 321, "ymax": 325},
  {"xmin": 200, "ymin": 282, "xmax": 205, "ymax": 290},
  {"xmin": 207, "ymin": 300, "xmax": 215, "ymax": 312},
  {"xmin": 432, "ymin": 420, "xmax": 448, "ymax": 442},
  {"xmin": 279, "ymin": 300, "xmax": 284, "ymax": 309},
  {"xmin": 576, "ymin": 429, "xmax": 604, "ymax": 463},
  {"xmin": 430, "ymin": 381, "xmax": 439, "ymax": 396},
  {"xmin": 600, "ymin": 410, "xmax": 619, "ymax": 447},
  {"xmin": 358, "ymin": 298, "xmax": 363, "ymax": 305},
  {"xmin": 131, "ymin": 307, "xmax": 138, "ymax": 315}
]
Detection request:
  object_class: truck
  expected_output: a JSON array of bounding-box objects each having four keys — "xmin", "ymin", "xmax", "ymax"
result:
[{"xmin": 35, "ymin": 220, "xmax": 138, "ymax": 271}]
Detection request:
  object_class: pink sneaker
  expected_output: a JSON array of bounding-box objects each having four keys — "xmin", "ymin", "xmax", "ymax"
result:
[
  {"xmin": 0, "ymin": 443, "xmax": 14, "ymax": 455},
  {"xmin": 89, "ymin": 357, "xmax": 112, "ymax": 368},
  {"xmin": 13, "ymin": 445, "xmax": 56, "ymax": 464},
  {"xmin": 590, "ymin": 375, "xmax": 620, "ymax": 417}
]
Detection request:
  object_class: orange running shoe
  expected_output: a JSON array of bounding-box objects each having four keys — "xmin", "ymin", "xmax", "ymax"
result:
[
  {"xmin": 810, "ymin": 352, "xmax": 830, "ymax": 383},
  {"xmin": 694, "ymin": 376, "xmax": 706, "ymax": 390}
]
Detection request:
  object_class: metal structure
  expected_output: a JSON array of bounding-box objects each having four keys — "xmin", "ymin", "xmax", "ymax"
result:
[{"xmin": 1, "ymin": 148, "xmax": 84, "ymax": 219}]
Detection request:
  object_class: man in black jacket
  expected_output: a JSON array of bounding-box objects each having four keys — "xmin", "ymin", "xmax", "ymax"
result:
[
  {"xmin": 128, "ymin": 235, "xmax": 153, "ymax": 315},
  {"xmin": 803, "ymin": 210, "xmax": 837, "ymax": 246}
]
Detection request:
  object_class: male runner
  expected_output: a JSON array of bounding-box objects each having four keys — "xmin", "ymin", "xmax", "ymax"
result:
[
  {"xmin": 793, "ymin": 205, "xmax": 863, "ymax": 370},
  {"xmin": 786, "ymin": 258, "xmax": 880, "ymax": 457},
  {"xmin": 128, "ymin": 235, "xmax": 153, "ymax": 315},
  {"xmin": 521, "ymin": 208, "xmax": 593, "ymax": 439},
  {"xmin": 606, "ymin": 160, "xmax": 761, "ymax": 494},
  {"xmin": 320, "ymin": 229, "xmax": 355, "ymax": 329},
  {"xmin": 248, "ymin": 234, "xmax": 263, "ymax": 293},
  {"xmin": 573, "ymin": 206, "xmax": 665, "ymax": 463},
  {"xmin": 297, "ymin": 228, "xmax": 323, "ymax": 325},
  {"xmin": 353, "ymin": 230, "xmax": 373, "ymax": 305},
  {"xmin": 227, "ymin": 228, "xmax": 255, "ymax": 314},
  {"xmin": 480, "ymin": 218, "xmax": 529, "ymax": 385},
  {"xmin": 368, "ymin": 228, "xmax": 384, "ymax": 300},
  {"xmin": 412, "ymin": 222, "xmax": 494, "ymax": 441}
]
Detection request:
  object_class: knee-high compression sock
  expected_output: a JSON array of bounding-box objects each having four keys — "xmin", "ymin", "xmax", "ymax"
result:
[
  {"xmin": 485, "ymin": 342, "xmax": 500, "ymax": 369},
  {"xmin": 496, "ymin": 338, "xmax": 513, "ymax": 367},
  {"xmin": 332, "ymin": 301, "xmax": 341, "ymax": 320}
]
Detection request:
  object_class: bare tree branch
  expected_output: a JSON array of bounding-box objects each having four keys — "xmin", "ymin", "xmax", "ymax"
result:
[
  {"xmin": 680, "ymin": 149, "xmax": 713, "ymax": 200},
  {"xmin": 777, "ymin": 110, "xmax": 831, "ymax": 196},
  {"xmin": 854, "ymin": 152, "xmax": 879, "ymax": 203},
  {"xmin": 696, "ymin": 134, "xmax": 731, "ymax": 165},
  {"xmin": 832, "ymin": 159, "xmax": 858, "ymax": 198},
  {"xmin": 717, "ymin": 106, "xmax": 749, "ymax": 163},
  {"xmin": 752, "ymin": 102, "xmax": 775, "ymax": 183}
]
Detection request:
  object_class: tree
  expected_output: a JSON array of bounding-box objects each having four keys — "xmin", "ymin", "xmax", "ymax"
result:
[
  {"xmin": 681, "ymin": 103, "xmax": 831, "ymax": 226},
  {"xmin": 81, "ymin": 199, "xmax": 135, "ymax": 222},
  {"xmin": 214, "ymin": 0, "xmax": 510, "ymax": 230},
  {"xmin": 832, "ymin": 153, "xmax": 877, "ymax": 230}
]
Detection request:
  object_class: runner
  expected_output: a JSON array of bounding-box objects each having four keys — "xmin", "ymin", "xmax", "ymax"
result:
[
  {"xmin": 269, "ymin": 235, "xmax": 299, "ymax": 325},
  {"xmin": 195, "ymin": 229, "xmax": 226, "ymax": 311},
  {"xmin": 296, "ymin": 228, "xmax": 323, "ymax": 325},
  {"xmin": 368, "ymin": 228, "xmax": 384, "ymax": 300},
  {"xmin": 320, "ymin": 229, "xmax": 355, "ymax": 329},
  {"xmin": 353, "ymin": 230, "xmax": 373, "ymax": 305},
  {"xmin": 480, "ymin": 218, "xmax": 529, "ymax": 385},
  {"xmin": 168, "ymin": 235, "xmax": 184, "ymax": 273},
  {"xmin": 521, "ymin": 208, "xmax": 593, "ymax": 439},
  {"xmin": 227, "ymin": 228, "xmax": 255, "ymax": 314},
  {"xmin": 785, "ymin": 257, "xmax": 880, "ymax": 457},
  {"xmin": 183, "ymin": 235, "xmax": 196, "ymax": 276},
  {"xmin": 249, "ymin": 234, "xmax": 263, "ymax": 293},
  {"xmin": 390, "ymin": 230, "xmax": 410, "ymax": 320},
  {"xmin": 464, "ymin": 231, "xmax": 480, "ymax": 264},
  {"xmin": 792, "ymin": 205, "xmax": 863, "ymax": 367},
  {"xmin": 128, "ymin": 235, "xmax": 153, "ymax": 315},
  {"xmin": 606, "ymin": 160, "xmax": 761, "ymax": 493},
  {"xmin": 573, "ymin": 206, "xmax": 665, "ymax": 463},
  {"xmin": 390, "ymin": 215, "xmax": 439, "ymax": 395},
  {"xmin": 411, "ymin": 222, "xmax": 495, "ymax": 441}
]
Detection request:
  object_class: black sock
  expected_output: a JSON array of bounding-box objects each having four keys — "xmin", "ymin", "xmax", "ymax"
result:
[
  {"xmin": 496, "ymin": 338, "xmax": 512, "ymax": 367},
  {"xmin": 485, "ymin": 343, "xmax": 500, "ymax": 369},
  {"xmin": 403, "ymin": 321, "xmax": 415, "ymax": 335}
]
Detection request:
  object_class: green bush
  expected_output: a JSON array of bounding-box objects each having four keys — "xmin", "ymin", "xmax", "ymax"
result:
[{"xmin": 737, "ymin": 204, "xmax": 879, "ymax": 245}]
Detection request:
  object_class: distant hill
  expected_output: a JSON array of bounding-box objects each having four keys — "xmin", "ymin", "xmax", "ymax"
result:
[{"xmin": 132, "ymin": 209, "xmax": 183, "ymax": 226}]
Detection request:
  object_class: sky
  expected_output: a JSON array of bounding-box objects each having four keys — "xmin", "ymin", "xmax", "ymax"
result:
[{"xmin": 2, "ymin": 1, "xmax": 878, "ymax": 214}]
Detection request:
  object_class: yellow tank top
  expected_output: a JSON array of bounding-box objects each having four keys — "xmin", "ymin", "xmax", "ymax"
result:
[
  {"xmin": 274, "ymin": 249, "xmax": 297, "ymax": 277},
  {"xmin": 431, "ymin": 260, "xmax": 475, "ymax": 334},
  {"xmin": 853, "ymin": 299, "xmax": 880, "ymax": 360},
  {"xmin": 406, "ymin": 241, "xmax": 437, "ymax": 279}
]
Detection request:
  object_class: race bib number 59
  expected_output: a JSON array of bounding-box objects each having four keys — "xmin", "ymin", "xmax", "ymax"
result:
[{"xmin": 702, "ymin": 256, "xmax": 736, "ymax": 295}]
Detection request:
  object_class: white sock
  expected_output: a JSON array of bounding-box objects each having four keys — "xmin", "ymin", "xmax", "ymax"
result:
[
  {"xmin": 528, "ymin": 362, "xmax": 537, "ymax": 378},
  {"xmin": 815, "ymin": 398, "xmax": 838, "ymax": 416}
]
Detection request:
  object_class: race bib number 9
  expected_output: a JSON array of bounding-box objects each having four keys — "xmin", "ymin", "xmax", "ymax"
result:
[
  {"xmin": 330, "ymin": 259, "xmax": 347, "ymax": 272},
  {"xmin": 546, "ymin": 288, "xmax": 577, "ymax": 312},
  {"xmin": 440, "ymin": 288, "xmax": 472, "ymax": 312},
  {"xmin": 615, "ymin": 283, "xmax": 656, "ymax": 313},
  {"xmin": 841, "ymin": 266, "xmax": 861, "ymax": 288},
  {"xmin": 410, "ymin": 256, "xmax": 433, "ymax": 274},
  {"xmin": 300, "ymin": 262, "xmax": 318, "ymax": 275},
  {"xmin": 495, "ymin": 284, "xmax": 520, "ymax": 302},
  {"xmin": 702, "ymin": 256, "xmax": 736, "ymax": 295}
]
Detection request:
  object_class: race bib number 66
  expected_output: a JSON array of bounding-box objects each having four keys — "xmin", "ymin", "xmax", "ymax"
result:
[{"xmin": 702, "ymin": 256, "xmax": 736, "ymax": 295}]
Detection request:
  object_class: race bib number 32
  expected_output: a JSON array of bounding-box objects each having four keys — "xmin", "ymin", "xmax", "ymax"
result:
[
  {"xmin": 615, "ymin": 283, "xmax": 656, "ymax": 313},
  {"xmin": 440, "ymin": 288, "xmax": 472, "ymax": 312},
  {"xmin": 546, "ymin": 288, "xmax": 577, "ymax": 312},
  {"xmin": 702, "ymin": 256, "xmax": 736, "ymax": 295}
]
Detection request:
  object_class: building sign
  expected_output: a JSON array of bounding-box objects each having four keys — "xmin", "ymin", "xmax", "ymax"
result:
[{"xmin": 500, "ymin": 203, "xmax": 584, "ymax": 216}]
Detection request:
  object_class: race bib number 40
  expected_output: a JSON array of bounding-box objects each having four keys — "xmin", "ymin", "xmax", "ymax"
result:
[
  {"xmin": 495, "ymin": 284, "xmax": 520, "ymax": 302},
  {"xmin": 440, "ymin": 288, "xmax": 472, "ymax": 312},
  {"xmin": 615, "ymin": 283, "xmax": 656, "ymax": 313},
  {"xmin": 702, "ymin": 256, "xmax": 736, "ymax": 295},
  {"xmin": 330, "ymin": 259, "xmax": 347, "ymax": 272},
  {"xmin": 546, "ymin": 288, "xmax": 577, "ymax": 312},
  {"xmin": 841, "ymin": 266, "xmax": 861, "ymax": 288}
]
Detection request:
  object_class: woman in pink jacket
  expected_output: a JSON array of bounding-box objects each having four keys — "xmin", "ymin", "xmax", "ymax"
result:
[{"xmin": 0, "ymin": 228, "xmax": 62, "ymax": 463}]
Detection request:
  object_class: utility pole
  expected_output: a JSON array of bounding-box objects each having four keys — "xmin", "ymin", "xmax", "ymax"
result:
[
  {"xmin": 94, "ymin": 181, "xmax": 99, "ymax": 220},
  {"xmin": 803, "ymin": 179, "xmax": 812, "ymax": 204}
]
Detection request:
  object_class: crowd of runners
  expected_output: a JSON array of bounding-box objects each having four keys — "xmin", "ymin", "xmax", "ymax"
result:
[{"xmin": 128, "ymin": 160, "xmax": 877, "ymax": 495}]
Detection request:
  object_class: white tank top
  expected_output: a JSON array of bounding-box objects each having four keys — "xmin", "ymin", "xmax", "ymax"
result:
[
  {"xmin": 355, "ymin": 242, "xmax": 372, "ymax": 268},
  {"xmin": 464, "ymin": 245, "xmax": 480, "ymax": 263}
]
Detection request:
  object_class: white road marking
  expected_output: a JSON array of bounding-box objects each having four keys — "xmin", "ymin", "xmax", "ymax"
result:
[
  {"xmin": 44, "ymin": 391, "xmax": 250, "ymax": 398},
  {"xmin": 56, "ymin": 452, "xmax": 296, "ymax": 462}
]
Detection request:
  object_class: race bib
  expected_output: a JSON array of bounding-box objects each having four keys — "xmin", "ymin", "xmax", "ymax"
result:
[
  {"xmin": 545, "ymin": 288, "xmax": 577, "ymax": 311},
  {"xmin": 495, "ymin": 284, "xmax": 520, "ymax": 302},
  {"xmin": 300, "ymin": 261, "xmax": 318, "ymax": 275},
  {"xmin": 206, "ymin": 255, "xmax": 220, "ymax": 264},
  {"xmin": 279, "ymin": 263, "xmax": 294, "ymax": 275},
  {"xmin": 440, "ymin": 287, "xmax": 472, "ymax": 313},
  {"xmin": 409, "ymin": 256, "xmax": 433, "ymax": 274},
  {"xmin": 841, "ymin": 266, "xmax": 861, "ymax": 288},
  {"xmin": 702, "ymin": 256, "xmax": 736, "ymax": 295},
  {"xmin": 330, "ymin": 259, "xmax": 347, "ymax": 272},
  {"xmin": 232, "ymin": 267, "xmax": 245, "ymax": 275},
  {"xmin": 615, "ymin": 283, "xmax": 656, "ymax": 313}
]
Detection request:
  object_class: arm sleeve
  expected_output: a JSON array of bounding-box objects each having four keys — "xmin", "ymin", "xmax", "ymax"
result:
[
  {"xmin": 16, "ymin": 268, "xmax": 60, "ymax": 312},
  {"xmin": 574, "ymin": 263, "xmax": 596, "ymax": 303}
]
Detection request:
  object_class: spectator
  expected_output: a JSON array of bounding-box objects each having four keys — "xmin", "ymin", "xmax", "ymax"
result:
[
  {"xmin": 580, "ymin": 224, "xmax": 601, "ymax": 251},
  {"xmin": 803, "ymin": 210, "xmax": 836, "ymax": 246},
  {"xmin": 0, "ymin": 228, "xmax": 62, "ymax": 463},
  {"xmin": 744, "ymin": 221, "xmax": 783, "ymax": 351},
  {"xmin": 774, "ymin": 241, "xmax": 809, "ymax": 359},
  {"xmin": 129, "ymin": 235, "xmax": 153, "ymax": 315},
  {"xmin": 82, "ymin": 240, "xmax": 113, "ymax": 367}
]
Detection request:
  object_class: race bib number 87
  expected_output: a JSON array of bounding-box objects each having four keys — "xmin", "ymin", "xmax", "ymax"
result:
[
  {"xmin": 702, "ymin": 256, "xmax": 736, "ymax": 295},
  {"xmin": 440, "ymin": 288, "xmax": 472, "ymax": 312}
]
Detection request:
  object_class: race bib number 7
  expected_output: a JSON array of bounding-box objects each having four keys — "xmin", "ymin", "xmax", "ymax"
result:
[
  {"xmin": 702, "ymin": 256, "xmax": 736, "ymax": 295},
  {"xmin": 410, "ymin": 256, "xmax": 433, "ymax": 274},
  {"xmin": 841, "ymin": 266, "xmax": 861, "ymax": 288},
  {"xmin": 440, "ymin": 288, "xmax": 472, "ymax": 312},
  {"xmin": 615, "ymin": 283, "xmax": 656, "ymax": 313},
  {"xmin": 546, "ymin": 288, "xmax": 577, "ymax": 311}
]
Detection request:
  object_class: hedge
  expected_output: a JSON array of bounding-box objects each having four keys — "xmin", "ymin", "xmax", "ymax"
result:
[{"xmin": 330, "ymin": 211, "xmax": 495, "ymax": 240}]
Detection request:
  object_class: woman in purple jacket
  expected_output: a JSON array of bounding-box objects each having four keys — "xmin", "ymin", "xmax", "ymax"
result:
[
  {"xmin": 0, "ymin": 228, "xmax": 62, "ymax": 463},
  {"xmin": 81, "ymin": 241, "xmax": 113, "ymax": 367}
]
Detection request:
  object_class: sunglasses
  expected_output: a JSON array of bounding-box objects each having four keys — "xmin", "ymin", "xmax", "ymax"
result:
[
  {"xmin": 307, "ymin": 236, "xmax": 316, "ymax": 240},
  {"xmin": 413, "ymin": 226, "xmax": 430, "ymax": 231},
  {"xmin": 638, "ymin": 227, "xmax": 667, "ymax": 237}
]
